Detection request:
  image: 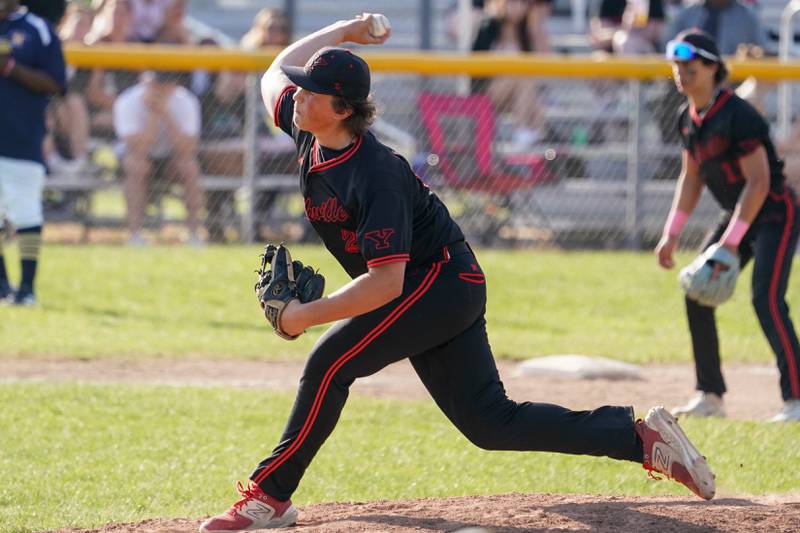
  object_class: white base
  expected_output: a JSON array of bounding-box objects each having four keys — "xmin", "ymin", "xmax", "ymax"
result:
[{"xmin": 515, "ymin": 354, "xmax": 641, "ymax": 380}]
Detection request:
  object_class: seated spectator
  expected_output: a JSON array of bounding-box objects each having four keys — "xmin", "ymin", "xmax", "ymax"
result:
[
  {"xmin": 664, "ymin": 0, "xmax": 766, "ymax": 54},
  {"xmin": 472, "ymin": 0, "xmax": 546, "ymax": 149},
  {"xmin": 113, "ymin": 71, "xmax": 203, "ymax": 245},
  {"xmin": 127, "ymin": 0, "xmax": 173, "ymax": 43},
  {"xmin": 202, "ymin": 9, "xmax": 296, "ymax": 241},
  {"xmin": 85, "ymin": 0, "xmax": 140, "ymax": 138},
  {"xmin": 612, "ymin": 0, "xmax": 665, "ymax": 54},
  {"xmin": 47, "ymin": 1, "xmax": 95, "ymax": 172},
  {"xmin": 154, "ymin": 0, "xmax": 189, "ymax": 44},
  {"xmin": 590, "ymin": 0, "xmax": 664, "ymax": 54},
  {"xmin": 529, "ymin": 0, "xmax": 552, "ymax": 53},
  {"xmin": 445, "ymin": 0, "xmax": 488, "ymax": 47}
]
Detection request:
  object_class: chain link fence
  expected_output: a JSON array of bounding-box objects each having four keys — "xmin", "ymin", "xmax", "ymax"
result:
[{"xmin": 43, "ymin": 62, "xmax": 791, "ymax": 248}]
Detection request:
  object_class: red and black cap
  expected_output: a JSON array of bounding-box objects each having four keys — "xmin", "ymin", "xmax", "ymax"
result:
[{"xmin": 281, "ymin": 47, "xmax": 371, "ymax": 100}]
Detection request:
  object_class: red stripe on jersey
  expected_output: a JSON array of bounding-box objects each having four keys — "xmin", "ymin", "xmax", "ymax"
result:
[
  {"xmin": 458, "ymin": 273, "xmax": 485, "ymax": 284},
  {"xmin": 309, "ymin": 136, "xmax": 363, "ymax": 174},
  {"xmin": 366, "ymin": 254, "xmax": 410, "ymax": 268},
  {"xmin": 273, "ymin": 85, "xmax": 296, "ymax": 128},
  {"xmin": 690, "ymin": 89, "xmax": 732, "ymax": 126}
]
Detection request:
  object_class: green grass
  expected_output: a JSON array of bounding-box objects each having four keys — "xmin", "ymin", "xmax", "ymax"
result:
[
  {"xmin": 0, "ymin": 382, "xmax": 797, "ymax": 533},
  {"xmin": 2, "ymin": 244, "xmax": 797, "ymax": 363}
]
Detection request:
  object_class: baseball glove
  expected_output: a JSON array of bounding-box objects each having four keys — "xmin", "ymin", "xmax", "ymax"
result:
[
  {"xmin": 255, "ymin": 243, "xmax": 325, "ymax": 340},
  {"xmin": 679, "ymin": 244, "xmax": 740, "ymax": 307}
]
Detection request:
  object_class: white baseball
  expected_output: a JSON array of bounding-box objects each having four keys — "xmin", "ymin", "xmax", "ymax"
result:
[{"xmin": 368, "ymin": 13, "xmax": 390, "ymax": 37}]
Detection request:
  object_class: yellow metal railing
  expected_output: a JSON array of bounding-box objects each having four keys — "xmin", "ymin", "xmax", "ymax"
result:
[{"xmin": 64, "ymin": 44, "xmax": 800, "ymax": 81}]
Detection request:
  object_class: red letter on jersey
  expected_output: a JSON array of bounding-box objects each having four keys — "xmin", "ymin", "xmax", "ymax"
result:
[{"xmin": 364, "ymin": 228, "xmax": 395, "ymax": 250}]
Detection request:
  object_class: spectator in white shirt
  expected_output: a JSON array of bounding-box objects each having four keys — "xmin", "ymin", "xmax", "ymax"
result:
[{"xmin": 113, "ymin": 71, "xmax": 203, "ymax": 245}]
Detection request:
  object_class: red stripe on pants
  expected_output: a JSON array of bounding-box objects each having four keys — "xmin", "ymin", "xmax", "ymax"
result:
[
  {"xmin": 769, "ymin": 194, "xmax": 800, "ymax": 398},
  {"xmin": 253, "ymin": 261, "xmax": 443, "ymax": 484}
]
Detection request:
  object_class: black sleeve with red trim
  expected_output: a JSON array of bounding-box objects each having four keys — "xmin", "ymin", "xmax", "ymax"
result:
[
  {"xmin": 357, "ymin": 187, "xmax": 413, "ymax": 269},
  {"xmin": 677, "ymin": 106, "xmax": 691, "ymax": 151},
  {"xmin": 272, "ymin": 85, "xmax": 312, "ymax": 149},
  {"xmin": 729, "ymin": 100, "xmax": 769, "ymax": 158}
]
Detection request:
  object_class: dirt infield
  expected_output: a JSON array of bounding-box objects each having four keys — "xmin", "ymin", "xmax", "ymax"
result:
[
  {"xmin": 45, "ymin": 493, "xmax": 800, "ymax": 532},
  {"xmin": 10, "ymin": 358, "xmax": 797, "ymax": 533},
  {"xmin": 2, "ymin": 358, "xmax": 786, "ymax": 420}
]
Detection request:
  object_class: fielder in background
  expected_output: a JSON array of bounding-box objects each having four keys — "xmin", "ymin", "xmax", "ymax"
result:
[
  {"xmin": 657, "ymin": 30, "xmax": 800, "ymax": 422},
  {"xmin": 0, "ymin": 0, "xmax": 66, "ymax": 305},
  {"xmin": 200, "ymin": 14, "xmax": 715, "ymax": 532}
]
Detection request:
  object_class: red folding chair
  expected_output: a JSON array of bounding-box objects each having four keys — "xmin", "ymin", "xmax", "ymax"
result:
[
  {"xmin": 417, "ymin": 91, "xmax": 557, "ymax": 243},
  {"xmin": 417, "ymin": 91, "xmax": 555, "ymax": 195}
]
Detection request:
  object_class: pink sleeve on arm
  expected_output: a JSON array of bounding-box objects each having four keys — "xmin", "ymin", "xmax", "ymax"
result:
[{"xmin": 666, "ymin": 209, "xmax": 689, "ymax": 237}]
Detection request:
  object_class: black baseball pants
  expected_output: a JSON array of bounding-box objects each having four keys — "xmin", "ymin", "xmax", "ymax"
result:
[
  {"xmin": 250, "ymin": 242, "xmax": 643, "ymax": 501},
  {"xmin": 687, "ymin": 189, "xmax": 800, "ymax": 401}
]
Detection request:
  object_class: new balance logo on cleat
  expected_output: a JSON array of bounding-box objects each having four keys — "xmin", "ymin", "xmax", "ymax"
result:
[
  {"xmin": 635, "ymin": 406, "xmax": 716, "ymax": 500},
  {"xmin": 243, "ymin": 502, "xmax": 275, "ymax": 522},
  {"xmin": 199, "ymin": 481, "xmax": 298, "ymax": 532},
  {"xmin": 652, "ymin": 443, "xmax": 673, "ymax": 476}
]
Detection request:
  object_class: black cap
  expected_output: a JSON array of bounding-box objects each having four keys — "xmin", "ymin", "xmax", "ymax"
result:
[
  {"xmin": 281, "ymin": 47, "xmax": 370, "ymax": 100},
  {"xmin": 676, "ymin": 29, "xmax": 722, "ymax": 62}
]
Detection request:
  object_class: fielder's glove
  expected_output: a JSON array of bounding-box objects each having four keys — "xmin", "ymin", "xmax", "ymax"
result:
[
  {"xmin": 679, "ymin": 244, "xmax": 740, "ymax": 307},
  {"xmin": 255, "ymin": 243, "xmax": 325, "ymax": 340}
]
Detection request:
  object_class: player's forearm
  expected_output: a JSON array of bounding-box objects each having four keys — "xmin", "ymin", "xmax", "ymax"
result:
[
  {"xmin": 269, "ymin": 22, "xmax": 349, "ymax": 73},
  {"xmin": 4, "ymin": 61, "xmax": 61, "ymax": 94},
  {"xmin": 260, "ymin": 21, "xmax": 349, "ymax": 117},
  {"xmin": 672, "ymin": 173, "xmax": 703, "ymax": 215},
  {"xmin": 728, "ymin": 176, "xmax": 769, "ymax": 226},
  {"xmin": 294, "ymin": 267, "xmax": 404, "ymax": 328}
]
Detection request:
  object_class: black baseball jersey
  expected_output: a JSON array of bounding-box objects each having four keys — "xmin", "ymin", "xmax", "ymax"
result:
[
  {"xmin": 274, "ymin": 86, "xmax": 464, "ymax": 279},
  {"xmin": 678, "ymin": 89, "xmax": 789, "ymax": 222}
]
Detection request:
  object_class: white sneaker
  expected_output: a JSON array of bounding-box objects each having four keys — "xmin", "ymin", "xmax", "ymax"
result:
[
  {"xmin": 769, "ymin": 400, "xmax": 800, "ymax": 422},
  {"xmin": 671, "ymin": 392, "xmax": 725, "ymax": 418}
]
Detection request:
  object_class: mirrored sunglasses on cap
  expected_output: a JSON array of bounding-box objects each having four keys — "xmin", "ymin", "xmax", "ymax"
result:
[{"xmin": 666, "ymin": 40, "xmax": 720, "ymax": 62}]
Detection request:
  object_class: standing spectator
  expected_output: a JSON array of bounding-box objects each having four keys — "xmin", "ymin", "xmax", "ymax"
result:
[
  {"xmin": 113, "ymin": 70, "xmax": 203, "ymax": 245},
  {"xmin": 472, "ymin": 0, "xmax": 546, "ymax": 148},
  {"xmin": 0, "ymin": 0, "xmax": 67, "ymax": 305},
  {"xmin": 664, "ymin": 0, "xmax": 766, "ymax": 55},
  {"xmin": 20, "ymin": 0, "xmax": 66, "ymax": 26}
]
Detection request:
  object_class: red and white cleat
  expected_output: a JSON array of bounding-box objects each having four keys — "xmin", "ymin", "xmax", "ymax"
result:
[
  {"xmin": 199, "ymin": 481, "xmax": 298, "ymax": 532},
  {"xmin": 635, "ymin": 406, "xmax": 716, "ymax": 500}
]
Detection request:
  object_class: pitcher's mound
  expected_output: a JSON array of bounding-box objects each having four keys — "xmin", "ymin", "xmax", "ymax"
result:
[{"xmin": 49, "ymin": 492, "xmax": 800, "ymax": 532}]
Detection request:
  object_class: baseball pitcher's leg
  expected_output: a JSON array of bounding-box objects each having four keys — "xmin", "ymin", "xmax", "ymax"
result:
[
  {"xmin": 249, "ymin": 257, "xmax": 483, "ymax": 501},
  {"xmin": 751, "ymin": 198, "xmax": 800, "ymax": 403},
  {"xmin": 410, "ymin": 313, "xmax": 643, "ymax": 462},
  {"xmin": 410, "ymin": 310, "xmax": 715, "ymax": 499}
]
